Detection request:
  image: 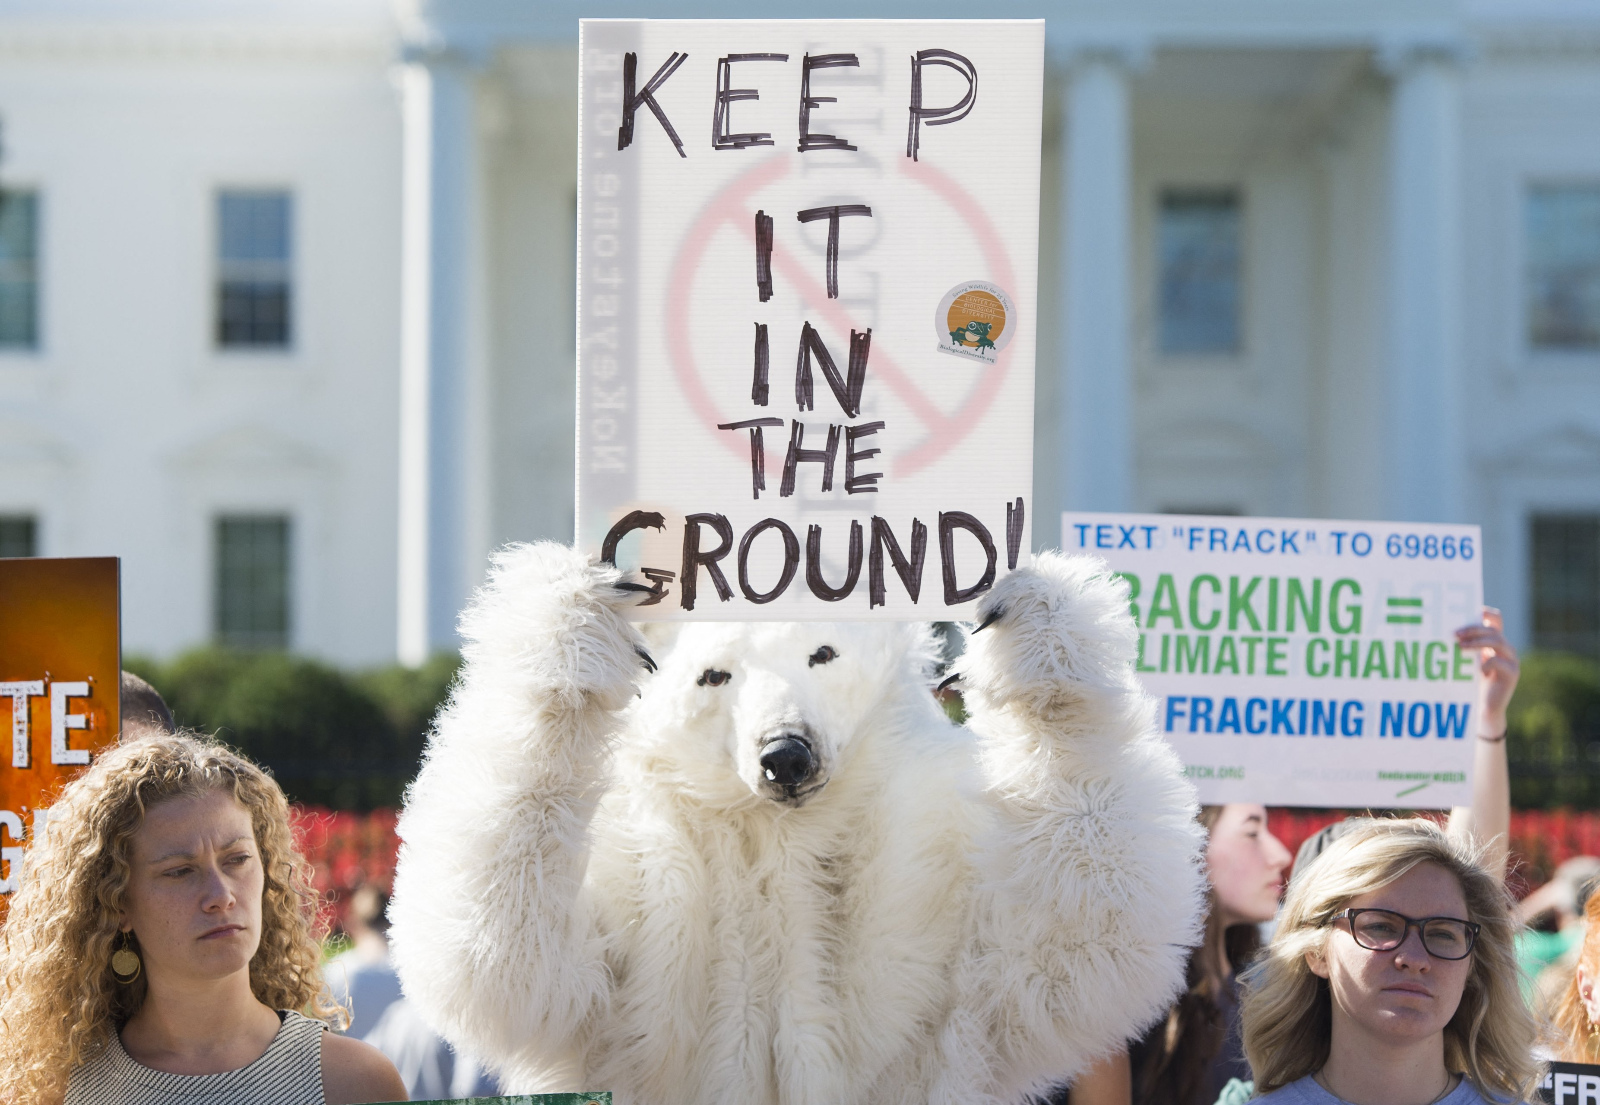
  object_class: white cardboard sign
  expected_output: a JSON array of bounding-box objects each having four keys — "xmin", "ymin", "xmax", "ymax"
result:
[
  {"xmin": 576, "ymin": 20, "xmax": 1042, "ymax": 619},
  {"xmin": 1063, "ymin": 512, "xmax": 1484, "ymax": 809}
]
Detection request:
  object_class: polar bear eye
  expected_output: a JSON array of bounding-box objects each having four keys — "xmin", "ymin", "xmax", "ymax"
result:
[
  {"xmin": 697, "ymin": 669, "xmax": 732, "ymax": 687},
  {"xmin": 808, "ymin": 646, "xmax": 838, "ymax": 667}
]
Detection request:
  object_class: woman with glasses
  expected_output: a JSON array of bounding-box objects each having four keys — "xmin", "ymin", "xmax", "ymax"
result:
[{"xmin": 1239, "ymin": 818, "xmax": 1538, "ymax": 1105}]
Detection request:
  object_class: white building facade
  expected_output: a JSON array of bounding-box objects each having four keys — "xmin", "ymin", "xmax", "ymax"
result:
[{"xmin": 0, "ymin": 0, "xmax": 1596, "ymax": 665}]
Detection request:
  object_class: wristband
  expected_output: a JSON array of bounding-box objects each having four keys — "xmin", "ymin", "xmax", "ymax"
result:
[{"xmin": 1478, "ymin": 731, "xmax": 1506, "ymax": 743}]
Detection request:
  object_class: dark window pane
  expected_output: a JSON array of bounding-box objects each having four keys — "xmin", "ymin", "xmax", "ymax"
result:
[
  {"xmin": 1532, "ymin": 515, "xmax": 1600, "ymax": 657},
  {"xmin": 215, "ymin": 515, "xmax": 291, "ymax": 649},
  {"xmin": 1527, "ymin": 184, "xmax": 1600, "ymax": 351},
  {"xmin": 1159, "ymin": 190, "xmax": 1241, "ymax": 355},
  {"xmin": 0, "ymin": 191, "xmax": 39, "ymax": 348},
  {"xmin": 216, "ymin": 191, "xmax": 291, "ymax": 348},
  {"xmin": 0, "ymin": 515, "xmax": 36, "ymax": 558}
]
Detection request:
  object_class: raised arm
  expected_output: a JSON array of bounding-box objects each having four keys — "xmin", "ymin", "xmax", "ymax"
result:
[
  {"xmin": 1447, "ymin": 607, "xmax": 1518, "ymax": 880},
  {"xmin": 387, "ymin": 542, "xmax": 651, "ymax": 1065},
  {"xmin": 946, "ymin": 552, "xmax": 1206, "ymax": 1099}
]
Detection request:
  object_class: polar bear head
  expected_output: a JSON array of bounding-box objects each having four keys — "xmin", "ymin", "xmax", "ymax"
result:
[{"xmin": 634, "ymin": 621, "xmax": 942, "ymax": 807}]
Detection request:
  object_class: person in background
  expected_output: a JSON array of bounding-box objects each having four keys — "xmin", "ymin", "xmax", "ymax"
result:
[
  {"xmin": 363, "ymin": 996, "xmax": 501, "ymax": 1101},
  {"xmin": 1548, "ymin": 874, "xmax": 1600, "ymax": 1061},
  {"xmin": 0, "ymin": 732, "xmax": 405, "ymax": 1105},
  {"xmin": 325, "ymin": 885, "xmax": 405, "ymax": 1041},
  {"xmin": 1125, "ymin": 804, "xmax": 1292, "ymax": 1105},
  {"xmin": 326, "ymin": 884, "xmax": 501, "ymax": 1100},
  {"xmin": 1241, "ymin": 818, "xmax": 1538, "ymax": 1105},
  {"xmin": 120, "ymin": 671, "xmax": 177, "ymax": 739},
  {"xmin": 1515, "ymin": 856, "xmax": 1600, "ymax": 1010}
]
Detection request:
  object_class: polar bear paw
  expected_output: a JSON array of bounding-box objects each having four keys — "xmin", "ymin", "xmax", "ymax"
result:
[
  {"xmin": 457, "ymin": 540, "xmax": 653, "ymax": 714},
  {"xmin": 955, "ymin": 550, "xmax": 1141, "ymax": 720}
]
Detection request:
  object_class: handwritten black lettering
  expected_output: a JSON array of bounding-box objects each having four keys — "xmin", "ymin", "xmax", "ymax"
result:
[
  {"xmin": 752, "ymin": 321, "xmax": 770, "ymax": 404},
  {"xmin": 1005, "ymin": 496, "xmax": 1025, "ymax": 569},
  {"xmin": 939, "ymin": 510, "xmax": 997, "ymax": 605},
  {"xmin": 844, "ymin": 421, "xmax": 884, "ymax": 494},
  {"xmin": 869, "ymin": 516, "xmax": 927, "ymax": 607},
  {"xmin": 716, "ymin": 417, "xmax": 784, "ymax": 499},
  {"xmin": 798, "ymin": 53, "xmax": 860, "ymax": 152},
  {"xmin": 794, "ymin": 321, "xmax": 870, "ymax": 418},
  {"xmin": 906, "ymin": 49, "xmax": 977, "ymax": 161},
  {"xmin": 619, "ymin": 51, "xmax": 689, "ymax": 158},
  {"xmin": 737, "ymin": 518, "xmax": 800, "ymax": 603},
  {"xmin": 680, "ymin": 513, "xmax": 734, "ymax": 610},
  {"xmin": 780, "ymin": 419, "xmax": 842, "ymax": 497},
  {"xmin": 806, "ymin": 520, "xmax": 864, "ymax": 601},
  {"xmin": 713, "ymin": 53, "xmax": 789, "ymax": 151},
  {"xmin": 755, "ymin": 210, "xmax": 775, "ymax": 302},
  {"xmin": 796, "ymin": 205, "xmax": 872, "ymax": 300},
  {"xmin": 600, "ymin": 509, "xmax": 666, "ymax": 565}
]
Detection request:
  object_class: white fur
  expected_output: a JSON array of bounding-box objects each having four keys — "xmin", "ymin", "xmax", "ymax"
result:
[{"xmin": 388, "ymin": 543, "xmax": 1206, "ymax": 1105}]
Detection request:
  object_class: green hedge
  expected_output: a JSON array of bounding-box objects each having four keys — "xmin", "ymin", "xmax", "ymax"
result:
[
  {"xmin": 1507, "ymin": 652, "xmax": 1600, "ymax": 809},
  {"xmin": 124, "ymin": 647, "xmax": 1600, "ymax": 811},
  {"xmin": 125, "ymin": 649, "xmax": 460, "ymax": 810}
]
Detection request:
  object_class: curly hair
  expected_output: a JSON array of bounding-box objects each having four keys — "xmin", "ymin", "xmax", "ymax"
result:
[
  {"xmin": 1240, "ymin": 817, "xmax": 1539, "ymax": 1103},
  {"xmin": 1553, "ymin": 878, "xmax": 1600, "ymax": 1061},
  {"xmin": 0, "ymin": 732, "xmax": 342, "ymax": 1104}
]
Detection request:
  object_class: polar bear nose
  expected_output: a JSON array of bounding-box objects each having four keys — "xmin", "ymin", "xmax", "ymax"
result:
[{"xmin": 760, "ymin": 737, "xmax": 814, "ymax": 788}]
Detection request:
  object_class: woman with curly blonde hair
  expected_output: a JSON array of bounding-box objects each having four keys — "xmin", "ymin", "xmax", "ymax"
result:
[
  {"xmin": 1239, "ymin": 817, "xmax": 1538, "ymax": 1105},
  {"xmin": 0, "ymin": 732, "xmax": 404, "ymax": 1105}
]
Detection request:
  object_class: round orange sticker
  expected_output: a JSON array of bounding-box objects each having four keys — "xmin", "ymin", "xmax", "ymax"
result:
[{"xmin": 935, "ymin": 281, "xmax": 1015, "ymax": 363}]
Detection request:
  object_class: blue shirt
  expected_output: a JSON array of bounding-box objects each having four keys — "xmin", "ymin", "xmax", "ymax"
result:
[{"xmin": 1250, "ymin": 1074, "xmax": 1491, "ymax": 1105}]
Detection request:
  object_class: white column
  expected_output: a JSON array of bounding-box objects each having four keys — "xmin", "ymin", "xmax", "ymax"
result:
[
  {"xmin": 1060, "ymin": 50, "xmax": 1135, "ymax": 515},
  {"xmin": 1382, "ymin": 42, "xmax": 1465, "ymax": 524},
  {"xmin": 398, "ymin": 50, "xmax": 482, "ymax": 665}
]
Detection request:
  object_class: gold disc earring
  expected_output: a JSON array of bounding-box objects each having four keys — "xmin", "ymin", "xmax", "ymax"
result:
[{"xmin": 110, "ymin": 933, "xmax": 141, "ymax": 984}]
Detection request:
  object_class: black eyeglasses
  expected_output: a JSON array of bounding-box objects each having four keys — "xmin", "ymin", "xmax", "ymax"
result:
[{"xmin": 1332, "ymin": 908, "xmax": 1480, "ymax": 961}]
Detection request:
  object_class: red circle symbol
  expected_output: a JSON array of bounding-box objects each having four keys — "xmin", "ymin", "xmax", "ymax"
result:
[{"xmin": 662, "ymin": 154, "xmax": 1020, "ymax": 479}]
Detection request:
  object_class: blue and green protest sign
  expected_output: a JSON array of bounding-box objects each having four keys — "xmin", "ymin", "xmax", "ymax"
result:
[{"xmin": 1063, "ymin": 512, "xmax": 1482, "ymax": 808}]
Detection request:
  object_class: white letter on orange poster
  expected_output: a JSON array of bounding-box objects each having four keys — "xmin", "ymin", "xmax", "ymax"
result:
[
  {"xmin": 0, "ymin": 681, "xmax": 44, "ymax": 769},
  {"xmin": 50, "ymin": 682, "xmax": 90, "ymax": 766}
]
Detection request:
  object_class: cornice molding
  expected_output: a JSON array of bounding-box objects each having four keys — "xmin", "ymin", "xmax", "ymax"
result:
[
  {"xmin": 1473, "ymin": 23, "xmax": 1600, "ymax": 61},
  {"xmin": 0, "ymin": 21, "xmax": 394, "ymax": 64}
]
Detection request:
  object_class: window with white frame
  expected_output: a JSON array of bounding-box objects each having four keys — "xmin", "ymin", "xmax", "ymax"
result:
[
  {"xmin": 216, "ymin": 190, "xmax": 292, "ymax": 348},
  {"xmin": 1531, "ymin": 514, "xmax": 1600, "ymax": 658},
  {"xmin": 1526, "ymin": 184, "xmax": 1600, "ymax": 352},
  {"xmin": 0, "ymin": 514, "xmax": 36, "ymax": 558},
  {"xmin": 0, "ymin": 190, "xmax": 38, "ymax": 349},
  {"xmin": 1158, "ymin": 189, "xmax": 1242, "ymax": 356},
  {"xmin": 214, "ymin": 515, "xmax": 291, "ymax": 649}
]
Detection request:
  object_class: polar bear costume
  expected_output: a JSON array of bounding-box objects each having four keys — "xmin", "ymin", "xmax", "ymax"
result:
[{"xmin": 388, "ymin": 544, "xmax": 1205, "ymax": 1105}]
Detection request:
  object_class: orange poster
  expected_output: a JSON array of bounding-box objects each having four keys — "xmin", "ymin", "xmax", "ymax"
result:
[{"xmin": 0, "ymin": 557, "xmax": 120, "ymax": 908}]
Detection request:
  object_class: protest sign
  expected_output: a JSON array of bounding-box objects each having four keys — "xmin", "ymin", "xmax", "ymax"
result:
[
  {"xmin": 576, "ymin": 20, "xmax": 1042, "ymax": 619},
  {"xmin": 1542, "ymin": 1062, "xmax": 1600, "ymax": 1105},
  {"xmin": 0, "ymin": 557, "xmax": 120, "ymax": 906},
  {"xmin": 1062, "ymin": 513, "xmax": 1483, "ymax": 808}
]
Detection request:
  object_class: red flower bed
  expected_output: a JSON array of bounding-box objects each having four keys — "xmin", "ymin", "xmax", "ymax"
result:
[
  {"xmin": 291, "ymin": 805, "xmax": 399, "ymax": 934},
  {"xmin": 291, "ymin": 805, "xmax": 1600, "ymax": 931},
  {"xmin": 1269, "ymin": 807, "xmax": 1600, "ymax": 898}
]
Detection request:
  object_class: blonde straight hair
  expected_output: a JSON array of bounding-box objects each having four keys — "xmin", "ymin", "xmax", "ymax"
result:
[{"xmin": 1240, "ymin": 817, "xmax": 1538, "ymax": 1102}]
